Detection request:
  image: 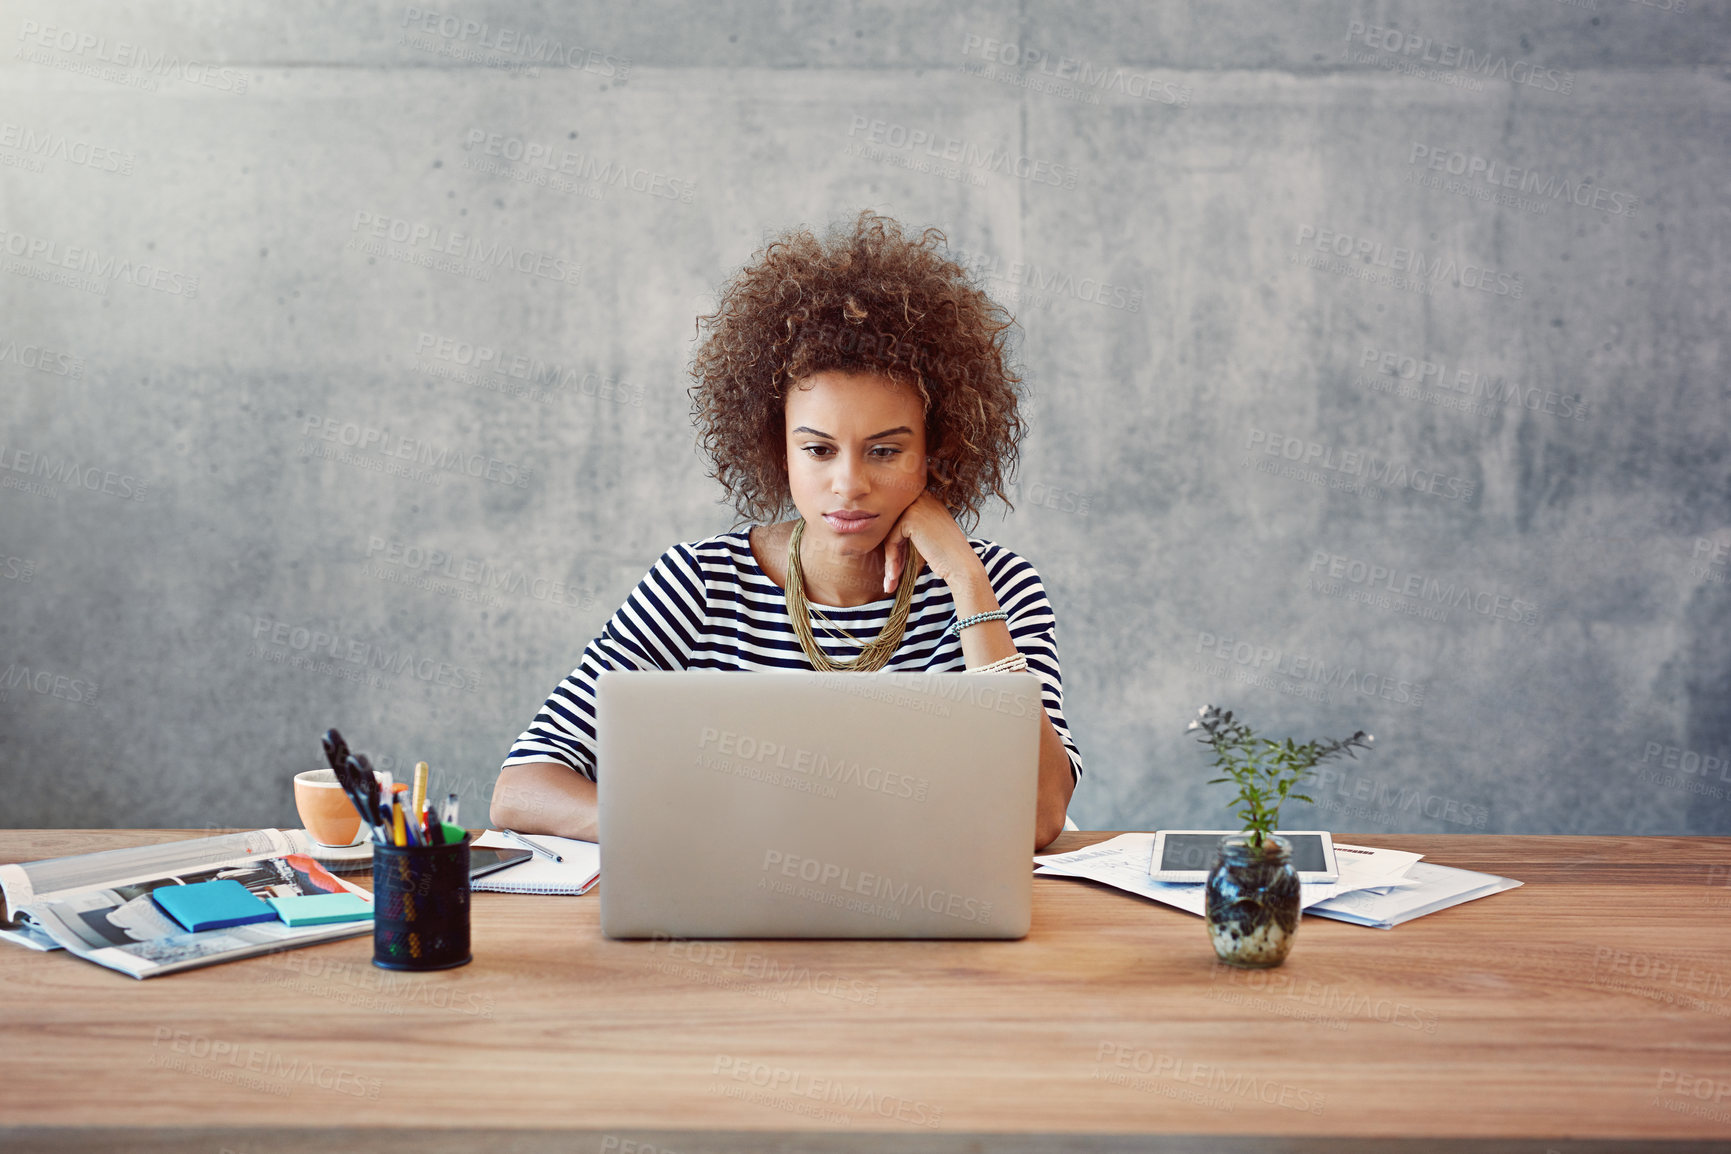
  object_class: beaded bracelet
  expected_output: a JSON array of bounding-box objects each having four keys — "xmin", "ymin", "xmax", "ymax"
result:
[
  {"xmin": 948, "ymin": 609, "xmax": 1009, "ymax": 636},
  {"xmin": 970, "ymin": 652, "xmax": 1029, "ymax": 674}
]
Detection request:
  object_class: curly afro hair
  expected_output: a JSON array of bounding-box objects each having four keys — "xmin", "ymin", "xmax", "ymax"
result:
[{"xmin": 690, "ymin": 210, "xmax": 1024, "ymax": 530}]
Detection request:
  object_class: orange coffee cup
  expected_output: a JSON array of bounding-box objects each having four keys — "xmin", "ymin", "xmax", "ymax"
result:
[{"xmin": 293, "ymin": 769, "xmax": 366, "ymax": 848}]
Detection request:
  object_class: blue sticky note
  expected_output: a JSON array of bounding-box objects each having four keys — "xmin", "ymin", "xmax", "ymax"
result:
[
  {"xmin": 152, "ymin": 879, "xmax": 278, "ymax": 933},
  {"xmin": 268, "ymin": 892, "xmax": 373, "ymax": 927}
]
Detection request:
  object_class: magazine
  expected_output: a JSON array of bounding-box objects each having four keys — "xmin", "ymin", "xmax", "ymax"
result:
[{"xmin": 0, "ymin": 829, "xmax": 372, "ymax": 979}]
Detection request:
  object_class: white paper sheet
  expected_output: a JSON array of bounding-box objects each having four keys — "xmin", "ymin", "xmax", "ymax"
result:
[
  {"xmin": 1305, "ymin": 860, "xmax": 1524, "ymax": 928},
  {"xmin": 1032, "ymin": 834, "xmax": 1425, "ymax": 919},
  {"xmin": 1034, "ymin": 835, "xmax": 1519, "ymax": 928}
]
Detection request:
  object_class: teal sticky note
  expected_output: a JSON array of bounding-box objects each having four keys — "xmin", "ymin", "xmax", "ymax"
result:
[
  {"xmin": 268, "ymin": 892, "xmax": 373, "ymax": 927},
  {"xmin": 152, "ymin": 879, "xmax": 277, "ymax": 933}
]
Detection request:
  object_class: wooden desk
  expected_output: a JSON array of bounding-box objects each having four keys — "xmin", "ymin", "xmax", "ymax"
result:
[{"xmin": 2, "ymin": 830, "xmax": 1729, "ymax": 1153}]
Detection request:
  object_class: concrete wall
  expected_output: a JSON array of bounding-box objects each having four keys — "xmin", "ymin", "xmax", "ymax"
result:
[{"xmin": 2, "ymin": 1, "xmax": 1727, "ymax": 835}]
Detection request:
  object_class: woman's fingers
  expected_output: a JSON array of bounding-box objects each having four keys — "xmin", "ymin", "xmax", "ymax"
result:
[{"xmin": 883, "ymin": 534, "xmax": 902, "ymax": 594}]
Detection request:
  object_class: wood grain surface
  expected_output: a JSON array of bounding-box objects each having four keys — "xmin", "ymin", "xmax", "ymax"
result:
[{"xmin": 2, "ymin": 829, "xmax": 1730, "ymax": 1154}]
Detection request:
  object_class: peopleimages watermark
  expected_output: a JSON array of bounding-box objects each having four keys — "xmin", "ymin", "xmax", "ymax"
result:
[
  {"xmin": 701, "ymin": 728, "xmax": 928, "ymax": 802},
  {"xmin": 0, "ymin": 661, "xmax": 99, "ymax": 707},
  {"xmin": 364, "ymin": 536, "xmax": 598, "ymax": 611},
  {"xmin": 1203, "ymin": 974, "xmax": 1349, "ymax": 1031},
  {"xmin": 698, "ymin": 743, "xmax": 835, "ymax": 800},
  {"xmin": 1406, "ymin": 143, "xmax": 1637, "ymax": 219},
  {"xmin": 710, "ymin": 1055, "xmax": 943, "ymax": 1128},
  {"xmin": 1306, "ymin": 550, "xmax": 1541, "ymax": 628},
  {"xmin": 299, "ymin": 414, "xmax": 532, "ymax": 489},
  {"xmin": 0, "ymin": 443, "xmax": 150, "ymax": 503},
  {"xmin": 249, "ymin": 614, "xmax": 482, "ymax": 693},
  {"xmin": 845, "ymin": 116, "xmax": 1080, "ymax": 189},
  {"xmin": 461, "ymin": 129, "xmax": 695, "ymax": 205},
  {"xmin": 1206, "ymin": 961, "xmax": 1442, "ymax": 1033},
  {"xmin": 1191, "ymin": 629, "xmax": 1427, "ymax": 709},
  {"xmin": 1355, "ymin": 344, "xmax": 1588, "ymax": 422},
  {"xmin": 1344, "ymin": 20, "xmax": 1574, "ymax": 96},
  {"xmin": 818, "ymin": 675, "xmax": 954, "ymax": 718},
  {"xmin": 1633, "ymin": 740, "xmax": 1731, "ymax": 804},
  {"xmin": 1186, "ymin": 646, "xmax": 1328, "ymax": 705},
  {"xmin": 0, "ymin": 334, "xmax": 84, "ymax": 380},
  {"xmin": 1652, "ymin": 1067, "xmax": 1731, "ymax": 1126},
  {"xmin": 1590, "ymin": 946, "xmax": 1731, "ymax": 1018},
  {"xmin": 149, "ymin": 1028, "xmax": 380, "ymax": 1099},
  {"xmin": 949, "ymin": 245, "xmax": 1141, "ymax": 313},
  {"xmin": 0, "ymin": 120, "xmax": 134, "ymax": 176},
  {"xmin": 650, "ymin": 934, "xmax": 881, "ymax": 1007},
  {"xmin": 760, "ymin": 849, "xmax": 994, "ymax": 925},
  {"xmin": 15, "ymin": 20, "xmax": 249, "ymax": 94},
  {"xmin": 257, "ymin": 951, "xmax": 496, "ymax": 1018},
  {"xmin": 1005, "ymin": 477, "xmax": 1094, "ymax": 517},
  {"xmin": 346, "ymin": 210, "xmax": 581, "ymax": 286},
  {"xmin": 1691, "ymin": 537, "xmax": 1730, "ymax": 587},
  {"xmin": 1312, "ymin": 766, "xmax": 1489, "ymax": 829},
  {"xmin": 824, "ymin": 672, "xmax": 1038, "ymax": 720},
  {"xmin": 1092, "ymin": 1043, "xmax": 1326, "ymax": 1115},
  {"xmin": 1708, "ymin": 864, "xmax": 1731, "ymax": 910},
  {"xmin": 0, "ymin": 551, "xmax": 34, "ymax": 582},
  {"xmin": 0, "ymin": 224, "xmax": 199, "ymax": 298},
  {"xmin": 1292, "ymin": 225, "xmax": 1523, "ymax": 299},
  {"xmin": 599, "ymin": 1140, "xmax": 715, "ymax": 1154},
  {"xmin": 414, "ymin": 330, "xmax": 644, "ymax": 408},
  {"xmin": 1245, "ymin": 426, "xmax": 1476, "ymax": 505},
  {"xmin": 398, "ymin": 7, "xmax": 631, "ymax": 80},
  {"xmin": 958, "ymin": 33, "xmax": 1190, "ymax": 107}
]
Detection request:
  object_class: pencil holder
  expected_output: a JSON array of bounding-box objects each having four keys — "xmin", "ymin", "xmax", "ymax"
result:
[{"xmin": 372, "ymin": 836, "xmax": 471, "ymax": 970}]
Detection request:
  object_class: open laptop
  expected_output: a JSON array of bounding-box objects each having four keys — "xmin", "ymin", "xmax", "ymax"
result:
[{"xmin": 597, "ymin": 670, "xmax": 1041, "ymax": 940}]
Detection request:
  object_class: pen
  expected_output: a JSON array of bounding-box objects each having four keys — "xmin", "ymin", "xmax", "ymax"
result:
[
  {"xmin": 439, "ymin": 793, "xmax": 458, "ymax": 826},
  {"xmin": 341, "ymin": 754, "xmax": 382, "ymax": 837},
  {"xmin": 323, "ymin": 730, "xmax": 377, "ymax": 843},
  {"xmin": 321, "ymin": 729, "xmax": 351, "ymax": 775},
  {"xmin": 363, "ymin": 769, "xmax": 382, "ymax": 843},
  {"xmin": 351, "ymin": 754, "xmax": 384, "ymax": 844},
  {"xmin": 499, "ymin": 828, "xmax": 563, "ymax": 862}
]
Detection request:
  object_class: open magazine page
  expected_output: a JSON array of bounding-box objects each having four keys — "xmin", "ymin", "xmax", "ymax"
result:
[
  {"xmin": 0, "ymin": 829, "xmax": 303, "ymax": 923},
  {"xmin": 0, "ymin": 920, "xmax": 60, "ymax": 950},
  {"xmin": 21, "ymin": 851, "xmax": 371, "ymax": 979}
]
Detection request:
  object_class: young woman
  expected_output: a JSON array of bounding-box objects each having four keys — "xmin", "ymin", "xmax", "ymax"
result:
[{"xmin": 492, "ymin": 212, "xmax": 1082, "ymax": 848}]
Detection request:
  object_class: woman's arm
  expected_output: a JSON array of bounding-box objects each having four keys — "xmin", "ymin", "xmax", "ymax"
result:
[
  {"xmin": 883, "ymin": 494, "xmax": 1080, "ymax": 850},
  {"xmin": 950, "ymin": 564, "xmax": 1077, "ymax": 850},
  {"xmin": 490, "ymin": 761, "xmax": 598, "ymax": 842},
  {"xmin": 492, "ymin": 544, "xmax": 708, "ymax": 840}
]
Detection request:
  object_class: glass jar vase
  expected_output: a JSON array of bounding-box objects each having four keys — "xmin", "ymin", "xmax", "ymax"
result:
[{"xmin": 1205, "ymin": 833, "xmax": 1301, "ymax": 968}]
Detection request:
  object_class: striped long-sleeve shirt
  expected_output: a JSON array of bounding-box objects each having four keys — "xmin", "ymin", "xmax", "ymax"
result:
[{"xmin": 502, "ymin": 530, "xmax": 1084, "ymax": 782}]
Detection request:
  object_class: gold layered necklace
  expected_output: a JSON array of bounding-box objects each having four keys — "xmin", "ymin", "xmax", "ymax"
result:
[{"xmin": 785, "ymin": 518, "xmax": 920, "ymax": 672}]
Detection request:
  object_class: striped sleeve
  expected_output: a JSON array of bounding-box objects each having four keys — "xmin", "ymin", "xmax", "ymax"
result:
[
  {"xmin": 501, "ymin": 544, "xmax": 708, "ymax": 781},
  {"xmin": 977, "ymin": 542, "xmax": 1085, "ymax": 782}
]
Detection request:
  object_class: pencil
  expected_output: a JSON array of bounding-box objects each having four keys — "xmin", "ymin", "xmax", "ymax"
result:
[{"xmin": 412, "ymin": 761, "xmax": 430, "ymax": 826}]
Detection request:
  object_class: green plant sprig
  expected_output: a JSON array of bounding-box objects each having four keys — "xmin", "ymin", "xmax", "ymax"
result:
[{"xmin": 1186, "ymin": 705, "xmax": 1374, "ymax": 852}]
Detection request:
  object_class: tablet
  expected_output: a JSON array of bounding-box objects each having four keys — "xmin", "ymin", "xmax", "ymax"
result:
[
  {"xmin": 1149, "ymin": 830, "xmax": 1338, "ymax": 883},
  {"xmin": 469, "ymin": 846, "xmax": 532, "ymax": 881}
]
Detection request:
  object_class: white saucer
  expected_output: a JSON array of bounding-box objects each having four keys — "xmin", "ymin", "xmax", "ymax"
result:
[{"xmin": 298, "ymin": 832, "xmax": 374, "ymax": 873}]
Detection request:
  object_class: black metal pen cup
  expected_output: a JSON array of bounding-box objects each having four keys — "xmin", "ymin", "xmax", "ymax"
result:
[{"xmin": 372, "ymin": 835, "xmax": 471, "ymax": 971}]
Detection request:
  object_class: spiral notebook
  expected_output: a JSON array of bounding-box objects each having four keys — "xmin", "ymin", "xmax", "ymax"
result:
[{"xmin": 470, "ymin": 832, "xmax": 600, "ymax": 895}]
